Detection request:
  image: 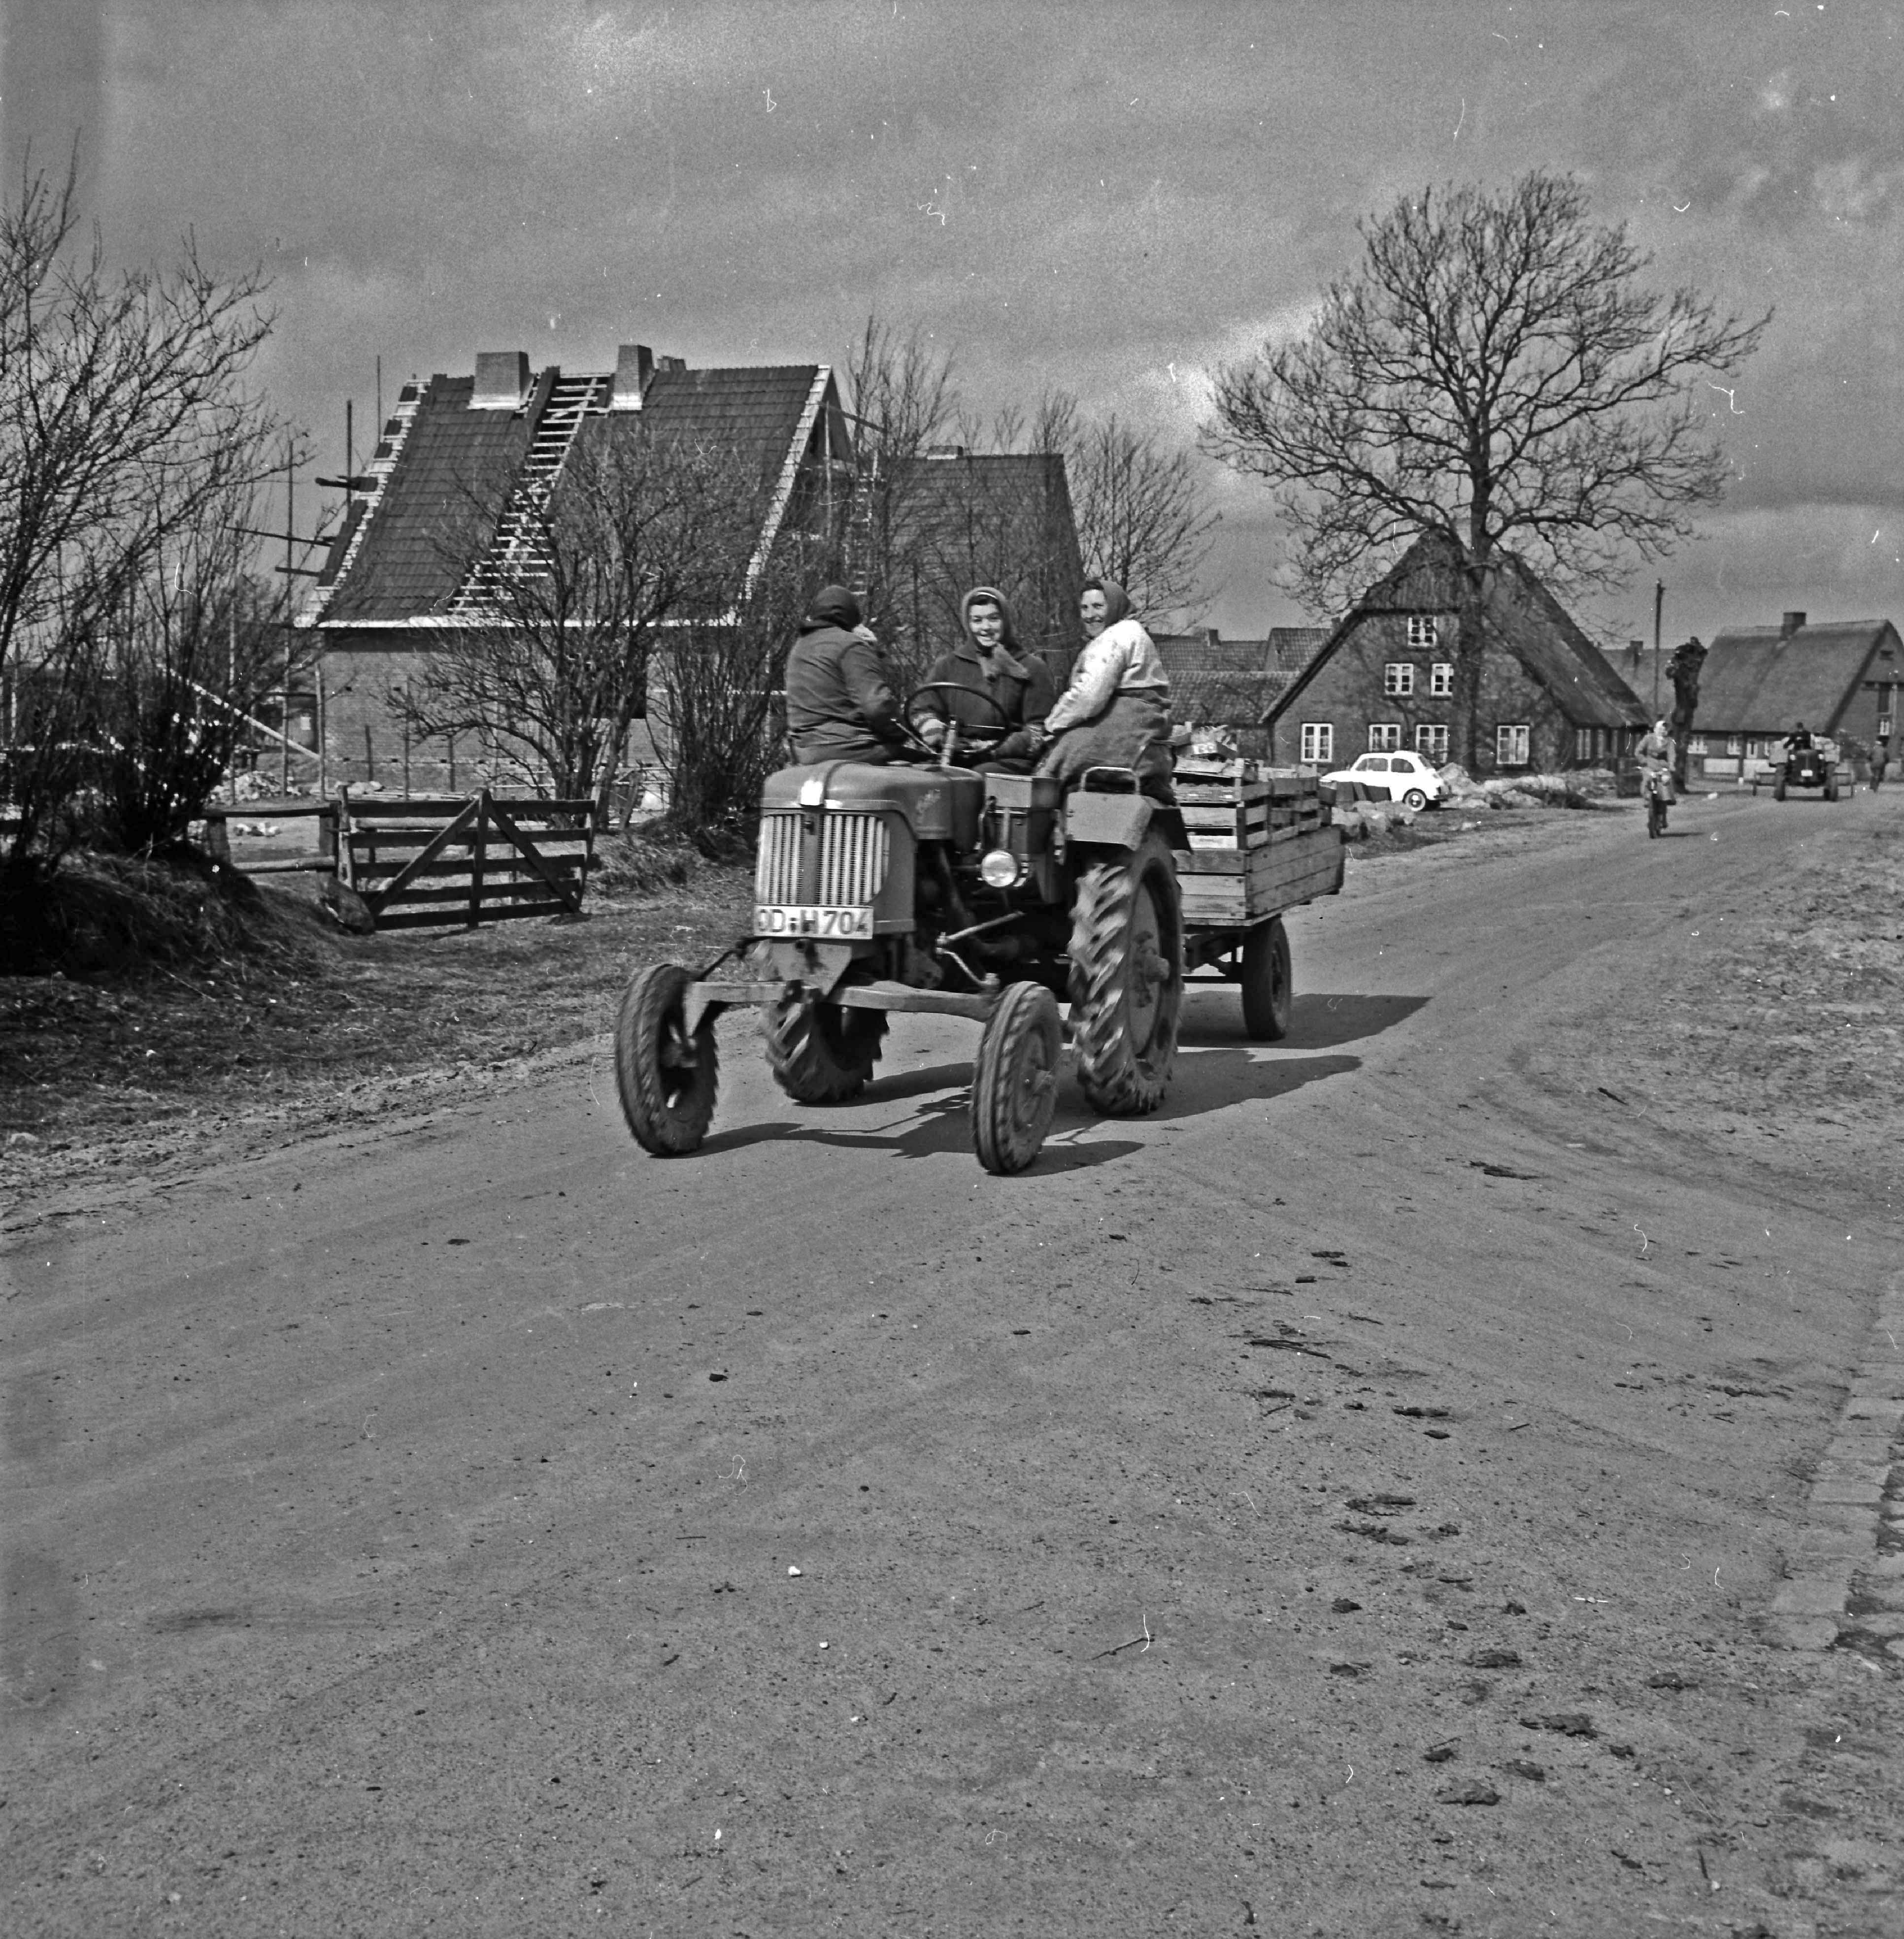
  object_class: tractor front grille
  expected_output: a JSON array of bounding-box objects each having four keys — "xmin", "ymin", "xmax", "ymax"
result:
[
  {"xmin": 755, "ymin": 810, "xmax": 891, "ymax": 906},
  {"xmin": 756, "ymin": 812, "xmax": 802, "ymax": 903}
]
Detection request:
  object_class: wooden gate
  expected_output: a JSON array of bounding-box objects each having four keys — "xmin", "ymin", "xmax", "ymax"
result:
[{"xmin": 339, "ymin": 790, "xmax": 595, "ymax": 930}]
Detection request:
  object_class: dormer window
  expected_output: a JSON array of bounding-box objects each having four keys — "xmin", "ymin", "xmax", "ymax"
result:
[{"xmin": 1406, "ymin": 616, "xmax": 1439, "ymax": 650}]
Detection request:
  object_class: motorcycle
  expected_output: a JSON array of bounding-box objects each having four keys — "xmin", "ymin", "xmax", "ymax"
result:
[{"xmin": 1642, "ymin": 766, "xmax": 1671, "ymax": 838}]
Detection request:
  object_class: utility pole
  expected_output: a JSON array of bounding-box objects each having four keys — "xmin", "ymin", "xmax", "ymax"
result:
[
  {"xmin": 282, "ymin": 445, "xmax": 294, "ymax": 796},
  {"xmin": 1651, "ymin": 579, "xmax": 1664, "ymax": 721}
]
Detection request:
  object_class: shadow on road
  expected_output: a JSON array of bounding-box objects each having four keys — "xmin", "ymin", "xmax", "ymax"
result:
[
  {"xmin": 1181, "ymin": 989, "xmax": 1429, "ymax": 1050},
  {"xmin": 694, "ymin": 1042, "xmax": 1361, "ymax": 1168}
]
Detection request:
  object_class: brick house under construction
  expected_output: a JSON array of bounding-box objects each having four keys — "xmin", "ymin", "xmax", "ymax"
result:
[{"xmin": 297, "ymin": 344, "xmax": 853, "ymax": 792}]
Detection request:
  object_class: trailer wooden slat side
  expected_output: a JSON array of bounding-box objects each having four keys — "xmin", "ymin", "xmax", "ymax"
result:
[{"xmin": 1169, "ymin": 757, "xmax": 1343, "ymax": 929}]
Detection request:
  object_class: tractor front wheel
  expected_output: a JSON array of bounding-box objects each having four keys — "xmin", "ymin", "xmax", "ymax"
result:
[
  {"xmin": 1240, "ymin": 917, "xmax": 1294, "ymax": 1041},
  {"xmin": 615, "ymin": 963, "xmax": 719, "ymax": 1155},
  {"xmin": 764, "ymin": 994, "xmax": 887, "ymax": 1103},
  {"xmin": 1068, "ymin": 831, "xmax": 1184, "ymax": 1116},
  {"xmin": 972, "ymin": 982, "xmax": 1062, "ymax": 1175}
]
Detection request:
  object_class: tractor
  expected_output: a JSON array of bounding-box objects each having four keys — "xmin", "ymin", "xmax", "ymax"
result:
[
  {"xmin": 1772, "ymin": 737, "xmax": 1840, "ymax": 802},
  {"xmin": 612, "ymin": 684, "xmax": 1341, "ymax": 1175}
]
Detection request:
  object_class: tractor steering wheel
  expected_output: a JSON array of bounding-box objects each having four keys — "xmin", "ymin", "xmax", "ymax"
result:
[{"xmin": 902, "ymin": 682, "xmax": 1016, "ymax": 757}]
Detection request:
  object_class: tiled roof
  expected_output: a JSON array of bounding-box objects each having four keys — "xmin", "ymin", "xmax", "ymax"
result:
[
  {"xmin": 1269, "ymin": 625, "xmax": 1328, "ymax": 671},
  {"xmin": 319, "ymin": 375, "xmax": 533, "ymax": 623},
  {"xmin": 1154, "ymin": 633, "xmax": 1272, "ymax": 678},
  {"xmin": 1173, "ymin": 666, "xmax": 1292, "ymax": 725},
  {"xmin": 316, "ymin": 363, "xmax": 830, "ymax": 625},
  {"xmin": 1690, "ymin": 620, "xmax": 1899, "ymax": 734},
  {"xmin": 632, "ymin": 363, "xmax": 828, "ymax": 484}
]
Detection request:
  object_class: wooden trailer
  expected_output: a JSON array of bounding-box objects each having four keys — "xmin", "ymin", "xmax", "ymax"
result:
[{"xmin": 1169, "ymin": 757, "xmax": 1345, "ymax": 1038}]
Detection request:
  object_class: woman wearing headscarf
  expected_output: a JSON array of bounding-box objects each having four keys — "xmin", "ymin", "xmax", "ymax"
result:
[
  {"xmin": 1033, "ymin": 578, "xmax": 1173, "ymax": 791},
  {"xmin": 915, "ymin": 585, "xmax": 1057, "ymax": 773}
]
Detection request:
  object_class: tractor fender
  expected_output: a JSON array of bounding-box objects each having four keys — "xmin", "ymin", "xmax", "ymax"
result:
[
  {"xmin": 1063, "ymin": 791, "xmax": 1187, "ymax": 853},
  {"xmin": 1065, "ymin": 790, "xmax": 1155, "ymax": 851}
]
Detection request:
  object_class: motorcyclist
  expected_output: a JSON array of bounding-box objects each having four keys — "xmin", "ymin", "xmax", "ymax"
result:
[
  {"xmin": 783, "ymin": 585, "xmax": 908, "ymax": 765},
  {"xmin": 1636, "ymin": 718, "xmax": 1675, "ymax": 791}
]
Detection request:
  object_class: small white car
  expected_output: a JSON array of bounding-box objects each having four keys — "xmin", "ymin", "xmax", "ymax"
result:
[{"xmin": 1321, "ymin": 750, "xmax": 1447, "ymax": 810}]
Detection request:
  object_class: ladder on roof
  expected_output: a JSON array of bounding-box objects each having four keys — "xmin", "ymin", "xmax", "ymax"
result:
[{"xmin": 449, "ymin": 371, "xmax": 611, "ymax": 617}]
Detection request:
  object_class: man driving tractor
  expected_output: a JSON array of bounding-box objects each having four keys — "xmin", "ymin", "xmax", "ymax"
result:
[{"xmin": 783, "ymin": 584, "xmax": 909, "ymax": 765}]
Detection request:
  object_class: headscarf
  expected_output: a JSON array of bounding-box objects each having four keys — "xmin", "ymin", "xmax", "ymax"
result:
[
  {"xmin": 960, "ymin": 585, "xmax": 1030, "ymax": 677},
  {"xmin": 1082, "ymin": 578, "xmax": 1133, "ymax": 626},
  {"xmin": 802, "ymin": 583, "xmax": 862, "ymax": 633}
]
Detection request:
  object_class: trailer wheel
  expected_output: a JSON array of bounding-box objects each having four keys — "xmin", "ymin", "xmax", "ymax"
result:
[
  {"xmin": 1068, "ymin": 830, "xmax": 1183, "ymax": 1115},
  {"xmin": 614, "ymin": 963, "xmax": 718, "ymax": 1155},
  {"xmin": 1240, "ymin": 916, "xmax": 1294, "ymax": 1041},
  {"xmin": 972, "ymin": 982, "xmax": 1062, "ymax": 1175},
  {"xmin": 763, "ymin": 993, "xmax": 887, "ymax": 1103}
]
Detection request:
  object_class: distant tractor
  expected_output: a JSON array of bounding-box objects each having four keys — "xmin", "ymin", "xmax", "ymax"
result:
[
  {"xmin": 611, "ymin": 690, "xmax": 1344, "ymax": 1176},
  {"xmin": 1773, "ymin": 736, "xmax": 1840, "ymax": 803}
]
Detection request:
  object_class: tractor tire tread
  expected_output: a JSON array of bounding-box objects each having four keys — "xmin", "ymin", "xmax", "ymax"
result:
[{"xmin": 614, "ymin": 963, "xmax": 718, "ymax": 1155}]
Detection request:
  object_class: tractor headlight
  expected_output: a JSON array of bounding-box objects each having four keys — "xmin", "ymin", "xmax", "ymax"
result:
[{"xmin": 979, "ymin": 848, "xmax": 1023, "ymax": 889}]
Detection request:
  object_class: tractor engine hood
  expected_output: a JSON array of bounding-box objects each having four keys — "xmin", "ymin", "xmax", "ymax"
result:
[{"xmin": 762, "ymin": 760, "xmax": 982, "ymax": 845}]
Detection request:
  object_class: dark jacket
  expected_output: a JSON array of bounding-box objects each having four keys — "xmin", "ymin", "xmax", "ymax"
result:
[
  {"xmin": 783, "ymin": 586, "xmax": 906, "ymax": 764},
  {"xmin": 917, "ymin": 639, "xmax": 1056, "ymax": 767}
]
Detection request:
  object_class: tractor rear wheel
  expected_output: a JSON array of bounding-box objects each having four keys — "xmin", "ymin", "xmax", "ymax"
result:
[
  {"xmin": 615, "ymin": 963, "xmax": 718, "ymax": 1155},
  {"xmin": 764, "ymin": 993, "xmax": 887, "ymax": 1103},
  {"xmin": 1240, "ymin": 917, "xmax": 1293, "ymax": 1041},
  {"xmin": 972, "ymin": 982, "xmax": 1062, "ymax": 1175},
  {"xmin": 1825, "ymin": 772, "xmax": 1840, "ymax": 802},
  {"xmin": 1068, "ymin": 830, "xmax": 1183, "ymax": 1116}
]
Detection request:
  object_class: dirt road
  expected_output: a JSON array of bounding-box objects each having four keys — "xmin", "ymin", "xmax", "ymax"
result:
[{"xmin": 5, "ymin": 793, "xmax": 1901, "ymax": 1937}]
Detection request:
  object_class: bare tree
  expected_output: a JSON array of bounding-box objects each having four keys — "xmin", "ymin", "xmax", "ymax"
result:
[
  {"xmin": 1029, "ymin": 389, "xmax": 1216, "ymax": 627},
  {"xmin": 1205, "ymin": 171, "xmax": 1767, "ymax": 767},
  {"xmin": 0, "ymin": 157, "xmax": 284, "ymax": 880},
  {"xmin": 401, "ymin": 427, "xmax": 776, "ymax": 823},
  {"xmin": 841, "ymin": 315, "xmax": 960, "ymax": 686}
]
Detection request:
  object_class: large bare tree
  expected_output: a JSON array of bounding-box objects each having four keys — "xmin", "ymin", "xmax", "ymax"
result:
[
  {"xmin": 0, "ymin": 158, "xmax": 284, "ymax": 880},
  {"xmin": 1204, "ymin": 170, "xmax": 1767, "ymax": 766},
  {"xmin": 1024, "ymin": 389, "xmax": 1216, "ymax": 629}
]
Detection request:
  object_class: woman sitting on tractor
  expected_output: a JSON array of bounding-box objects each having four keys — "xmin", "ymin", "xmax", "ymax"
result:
[
  {"xmin": 914, "ymin": 586, "xmax": 1055, "ymax": 773},
  {"xmin": 1031, "ymin": 579, "xmax": 1174, "ymax": 794}
]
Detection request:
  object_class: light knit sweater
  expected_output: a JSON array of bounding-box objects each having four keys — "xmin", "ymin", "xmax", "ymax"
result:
[{"xmin": 1044, "ymin": 617, "xmax": 1170, "ymax": 734}]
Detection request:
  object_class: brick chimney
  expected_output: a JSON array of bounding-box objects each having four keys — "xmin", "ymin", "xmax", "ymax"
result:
[
  {"xmin": 470, "ymin": 351, "xmax": 530, "ymax": 409},
  {"xmin": 1781, "ymin": 610, "xmax": 1806, "ymax": 638},
  {"xmin": 610, "ymin": 343, "xmax": 655, "ymax": 411}
]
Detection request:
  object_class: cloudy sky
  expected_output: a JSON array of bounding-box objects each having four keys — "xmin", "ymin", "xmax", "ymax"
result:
[{"xmin": 4, "ymin": 0, "xmax": 1901, "ymax": 647}]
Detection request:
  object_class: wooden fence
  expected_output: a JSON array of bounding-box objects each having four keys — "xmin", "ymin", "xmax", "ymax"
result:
[{"xmin": 337, "ymin": 791, "xmax": 595, "ymax": 930}]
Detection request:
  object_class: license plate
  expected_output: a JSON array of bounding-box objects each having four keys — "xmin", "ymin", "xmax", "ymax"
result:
[{"xmin": 754, "ymin": 904, "xmax": 874, "ymax": 939}]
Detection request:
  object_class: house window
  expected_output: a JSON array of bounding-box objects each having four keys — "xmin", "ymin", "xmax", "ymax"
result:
[
  {"xmin": 1575, "ymin": 726, "xmax": 1592, "ymax": 763},
  {"xmin": 1688, "ymin": 734, "xmax": 1707, "ymax": 756},
  {"xmin": 1726, "ymin": 735, "xmax": 1743, "ymax": 756},
  {"xmin": 1369, "ymin": 722, "xmax": 1403, "ymax": 753},
  {"xmin": 1430, "ymin": 662, "xmax": 1454, "ymax": 697},
  {"xmin": 1406, "ymin": 616, "xmax": 1439, "ymax": 650},
  {"xmin": 1416, "ymin": 723, "xmax": 1448, "ymax": 761},
  {"xmin": 1383, "ymin": 662, "xmax": 1415, "ymax": 697},
  {"xmin": 1880, "ymin": 716, "xmax": 1894, "ymax": 739},
  {"xmin": 1300, "ymin": 722, "xmax": 1333, "ymax": 765},
  {"xmin": 1496, "ymin": 723, "xmax": 1530, "ymax": 767}
]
